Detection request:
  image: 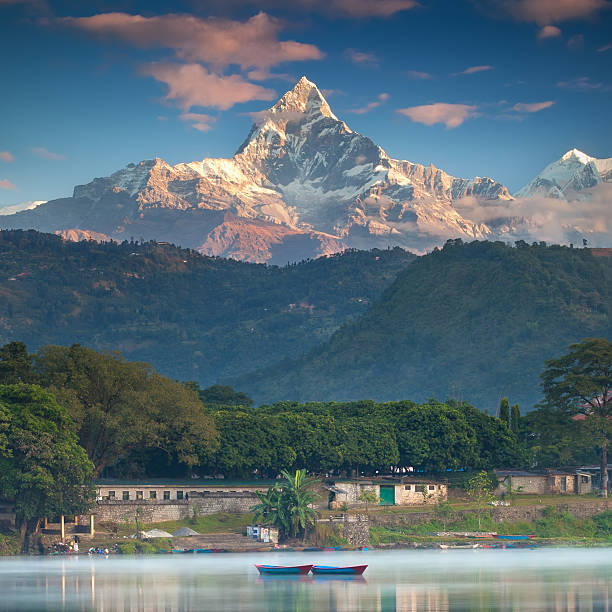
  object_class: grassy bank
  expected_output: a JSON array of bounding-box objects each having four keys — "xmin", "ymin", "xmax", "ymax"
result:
[
  {"xmin": 370, "ymin": 508, "xmax": 612, "ymax": 546},
  {"xmin": 108, "ymin": 512, "xmax": 254, "ymax": 538}
]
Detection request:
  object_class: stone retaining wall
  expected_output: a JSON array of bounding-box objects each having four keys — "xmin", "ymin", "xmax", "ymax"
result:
[
  {"xmin": 93, "ymin": 491, "xmax": 259, "ymax": 523},
  {"xmin": 369, "ymin": 500, "xmax": 610, "ymax": 528}
]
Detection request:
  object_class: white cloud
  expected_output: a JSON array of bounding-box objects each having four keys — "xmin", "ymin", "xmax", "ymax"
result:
[
  {"xmin": 30, "ymin": 146, "xmax": 65, "ymax": 160},
  {"xmin": 474, "ymin": 0, "xmax": 609, "ymax": 25},
  {"xmin": 344, "ymin": 48, "xmax": 379, "ymax": 66},
  {"xmin": 143, "ymin": 63, "xmax": 276, "ymax": 111},
  {"xmin": 0, "ymin": 179, "xmax": 17, "ymax": 190},
  {"xmin": 455, "ymin": 183, "xmax": 612, "ymax": 245},
  {"xmin": 557, "ymin": 76, "xmax": 603, "ymax": 89},
  {"xmin": 349, "ymin": 93, "xmax": 390, "ymax": 114},
  {"xmin": 511, "ymin": 101, "xmax": 554, "ymax": 112},
  {"xmin": 567, "ymin": 33, "xmax": 584, "ymax": 49},
  {"xmin": 179, "ymin": 112, "xmax": 216, "ymax": 132},
  {"xmin": 452, "ymin": 65, "xmax": 494, "ymax": 76},
  {"xmin": 397, "ymin": 103, "xmax": 480, "ymax": 128},
  {"xmin": 58, "ymin": 12, "xmax": 323, "ymax": 71},
  {"xmin": 538, "ymin": 25, "xmax": 562, "ymax": 38},
  {"xmin": 406, "ymin": 70, "xmax": 434, "ymax": 80},
  {"xmin": 0, "ymin": 151, "xmax": 14, "ymax": 162}
]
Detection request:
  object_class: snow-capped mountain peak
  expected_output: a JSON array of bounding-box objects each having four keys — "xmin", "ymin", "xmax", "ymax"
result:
[
  {"xmin": 1, "ymin": 76, "xmax": 519, "ymax": 261},
  {"xmin": 516, "ymin": 148, "xmax": 612, "ymax": 199},
  {"xmin": 561, "ymin": 148, "xmax": 593, "ymax": 164},
  {"xmin": 271, "ymin": 76, "xmax": 337, "ymax": 120}
]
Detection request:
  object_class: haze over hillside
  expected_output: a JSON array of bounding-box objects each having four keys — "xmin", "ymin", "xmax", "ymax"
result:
[
  {"xmin": 0, "ymin": 229, "xmax": 413, "ymax": 384},
  {"xmin": 236, "ymin": 240, "xmax": 612, "ymax": 412}
]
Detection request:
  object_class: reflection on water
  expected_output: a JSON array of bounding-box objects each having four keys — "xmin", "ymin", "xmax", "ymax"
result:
[{"xmin": 0, "ymin": 548, "xmax": 610, "ymax": 611}]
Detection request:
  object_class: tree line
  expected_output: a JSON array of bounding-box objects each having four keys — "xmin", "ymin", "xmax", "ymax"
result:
[{"xmin": 1, "ymin": 336, "xmax": 609, "ymax": 550}]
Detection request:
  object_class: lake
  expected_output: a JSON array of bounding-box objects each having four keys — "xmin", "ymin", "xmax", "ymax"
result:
[{"xmin": 0, "ymin": 548, "xmax": 610, "ymax": 611}]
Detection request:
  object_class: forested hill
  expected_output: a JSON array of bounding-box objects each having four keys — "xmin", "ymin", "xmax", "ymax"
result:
[
  {"xmin": 0, "ymin": 230, "xmax": 414, "ymax": 385},
  {"xmin": 237, "ymin": 240, "xmax": 612, "ymax": 412}
]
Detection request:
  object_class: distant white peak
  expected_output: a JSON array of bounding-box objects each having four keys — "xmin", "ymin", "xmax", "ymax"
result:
[
  {"xmin": 560, "ymin": 149, "xmax": 593, "ymax": 164},
  {"xmin": 270, "ymin": 76, "xmax": 337, "ymax": 121},
  {"xmin": 0, "ymin": 199, "xmax": 47, "ymax": 216}
]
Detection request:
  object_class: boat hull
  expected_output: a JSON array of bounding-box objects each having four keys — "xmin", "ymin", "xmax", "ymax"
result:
[
  {"xmin": 311, "ymin": 565, "xmax": 368, "ymax": 575},
  {"xmin": 494, "ymin": 535, "xmax": 534, "ymax": 540},
  {"xmin": 256, "ymin": 564, "xmax": 313, "ymax": 575}
]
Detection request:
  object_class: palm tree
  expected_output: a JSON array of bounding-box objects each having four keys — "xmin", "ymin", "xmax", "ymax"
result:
[
  {"xmin": 280, "ymin": 469, "xmax": 319, "ymax": 541},
  {"xmin": 250, "ymin": 469, "xmax": 319, "ymax": 541},
  {"xmin": 251, "ymin": 486, "xmax": 290, "ymax": 539}
]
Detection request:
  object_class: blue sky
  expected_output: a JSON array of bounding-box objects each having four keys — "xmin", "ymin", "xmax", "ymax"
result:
[{"xmin": 0, "ymin": 0, "xmax": 611, "ymax": 206}]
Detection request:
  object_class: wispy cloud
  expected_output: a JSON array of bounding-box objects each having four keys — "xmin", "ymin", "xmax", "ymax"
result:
[
  {"xmin": 567, "ymin": 33, "xmax": 584, "ymax": 49},
  {"xmin": 349, "ymin": 92, "xmax": 389, "ymax": 114},
  {"xmin": 246, "ymin": 69, "xmax": 294, "ymax": 82},
  {"xmin": 0, "ymin": 151, "xmax": 14, "ymax": 163},
  {"xmin": 0, "ymin": 179, "xmax": 17, "ymax": 190},
  {"xmin": 142, "ymin": 63, "xmax": 276, "ymax": 111},
  {"xmin": 313, "ymin": 0, "xmax": 418, "ymax": 17},
  {"xmin": 406, "ymin": 70, "xmax": 433, "ymax": 80},
  {"xmin": 344, "ymin": 48, "xmax": 379, "ymax": 66},
  {"xmin": 321, "ymin": 88, "xmax": 345, "ymax": 98},
  {"xmin": 598, "ymin": 41, "xmax": 612, "ymax": 51},
  {"xmin": 179, "ymin": 112, "xmax": 216, "ymax": 132},
  {"xmin": 452, "ymin": 65, "xmax": 493, "ymax": 76},
  {"xmin": 57, "ymin": 12, "xmax": 323, "ymax": 71},
  {"xmin": 30, "ymin": 146, "xmax": 65, "ymax": 160},
  {"xmin": 538, "ymin": 25, "xmax": 562, "ymax": 38},
  {"xmin": 455, "ymin": 183, "xmax": 612, "ymax": 246},
  {"xmin": 511, "ymin": 101, "xmax": 555, "ymax": 112},
  {"xmin": 474, "ymin": 0, "xmax": 609, "ymax": 25},
  {"xmin": 397, "ymin": 103, "xmax": 479, "ymax": 128},
  {"xmin": 557, "ymin": 76, "xmax": 603, "ymax": 89},
  {"xmin": 201, "ymin": 0, "xmax": 418, "ymax": 18}
]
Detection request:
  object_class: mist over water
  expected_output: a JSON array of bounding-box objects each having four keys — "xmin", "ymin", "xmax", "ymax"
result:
[{"xmin": 1, "ymin": 548, "xmax": 610, "ymax": 611}]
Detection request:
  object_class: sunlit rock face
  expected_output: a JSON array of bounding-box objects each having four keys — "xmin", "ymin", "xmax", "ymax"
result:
[{"xmin": 1, "ymin": 76, "xmax": 518, "ymax": 261}]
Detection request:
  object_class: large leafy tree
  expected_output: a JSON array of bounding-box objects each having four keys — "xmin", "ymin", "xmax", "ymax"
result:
[
  {"xmin": 34, "ymin": 344, "xmax": 218, "ymax": 476},
  {"xmin": 0, "ymin": 384, "xmax": 95, "ymax": 551},
  {"xmin": 541, "ymin": 338, "xmax": 612, "ymax": 497}
]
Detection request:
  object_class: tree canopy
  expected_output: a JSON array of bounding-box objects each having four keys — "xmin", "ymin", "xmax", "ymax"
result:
[
  {"xmin": 204, "ymin": 399, "xmax": 525, "ymax": 477},
  {"xmin": 0, "ymin": 384, "xmax": 95, "ymax": 549},
  {"xmin": 541, "ymin": 338, "xmax": 612, "ymax": 497},
  {"xmin": 32, "ymin": 344, "xmax": 219, "ymax": 477}
]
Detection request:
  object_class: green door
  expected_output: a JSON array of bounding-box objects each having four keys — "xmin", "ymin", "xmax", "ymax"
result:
[{"xmin": 379, "ymin": 485, "xmax": 395, "ymax": 505}]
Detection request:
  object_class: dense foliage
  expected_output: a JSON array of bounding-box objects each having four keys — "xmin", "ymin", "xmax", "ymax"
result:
[
  {"xmin": 251, "ymin": 469, "xmax": 318, "ymax": 541},
  {"xmin": 0, "ymin": 230, "xmax": 413, "ymax": 387},
  {"xmin": 204, "ymin": 399, "xmax": 526, "ymax": 477},
  {"xmin": 0, "ymin": 384, "xmax": 95, "ymax": 549},
  {"xmin": 0, "ymin": 342, "xmax": 219, "ymax": 478},
  {"xmin": 540, "ymin": 338, "xmax": 611, "ymax": 496},
  {"xmin": 240, "ymin": 240, "xmax": 612, "ymax": 411}
]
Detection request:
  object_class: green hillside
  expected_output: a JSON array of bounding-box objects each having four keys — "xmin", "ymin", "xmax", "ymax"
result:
[
  {"xmin": 237, "ymin": 240, "xmax": 612, "ymax": 412},
  {"xmin": 0, "ymin": 230, "xmax": 414, "ymax": 385}
]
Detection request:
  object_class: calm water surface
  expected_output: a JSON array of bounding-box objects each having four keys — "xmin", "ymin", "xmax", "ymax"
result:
[{"xmin": 0, "ymin": 548, "xmax": 610, "ymax": 611}]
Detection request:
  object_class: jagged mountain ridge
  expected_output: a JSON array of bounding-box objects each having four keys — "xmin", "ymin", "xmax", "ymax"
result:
[
  {"xmin": 1, "ymin": 77, "xmax": 516, "ymax": 261},
  {"xmin": 516, "ymin": 148, "xmax": 612, "ymax": 199}
]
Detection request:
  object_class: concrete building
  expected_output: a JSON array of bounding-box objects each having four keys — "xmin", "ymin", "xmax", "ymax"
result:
[
  {"xmin": 494, "ymin": 470, "xmax": 593, "ymax": 496},
  {"xmin": 96, "ymin": 479, "xmax": 273, "ymax": 502},
  {"xmin": 328, "ymin": 478, "xmax": 447, "ymax": 509},
  {"xmin": 94, "ymin": 479, "xmax": 274, "ymax": 523}
]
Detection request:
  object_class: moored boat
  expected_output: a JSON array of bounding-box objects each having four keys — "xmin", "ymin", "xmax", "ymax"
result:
[
  {"xmin": 255, "ymin": 564, "xmax": 313, "ymax": 575},
  {"xmin": 311, "ymin": 565, "xmax": 368, "ymax": 575}
]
